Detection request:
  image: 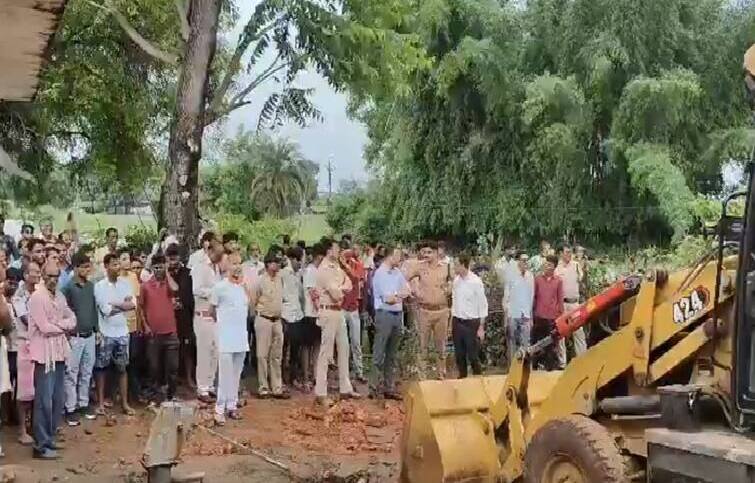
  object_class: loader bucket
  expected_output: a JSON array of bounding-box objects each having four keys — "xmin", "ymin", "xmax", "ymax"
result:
[
  {"xmin": 400, "ymin": 372, "xmax": 564, "ymax": 483},
  {"xmin": 400, "ymin": 375, "xmax": 507, "ymax": 483}
]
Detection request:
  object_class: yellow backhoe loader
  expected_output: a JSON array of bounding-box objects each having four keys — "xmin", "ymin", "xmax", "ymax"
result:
[{"xmin": 400, "ymin": 46, "xmax": 755, "ymax": 483}]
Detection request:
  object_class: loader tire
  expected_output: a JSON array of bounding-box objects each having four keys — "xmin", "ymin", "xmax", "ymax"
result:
[{"xmin": 523, "ymin": 415, "xmax": 627, "ymax": 483}]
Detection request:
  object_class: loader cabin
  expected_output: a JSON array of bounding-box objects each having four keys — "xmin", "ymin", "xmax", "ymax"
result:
[
  {"xmin": 644, "ymin": 47, "xmax": 755, "ymax": 483},
  {"xmin": 735, "ymin": 44, "xmax": 755, "ymax": 424}
]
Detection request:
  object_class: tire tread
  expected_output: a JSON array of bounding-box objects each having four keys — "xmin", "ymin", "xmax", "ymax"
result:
[{"xmin": 523, "ymin": 415, "xmax": 627, "ymax": 483}]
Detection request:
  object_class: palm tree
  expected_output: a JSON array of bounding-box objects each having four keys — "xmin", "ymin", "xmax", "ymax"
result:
[{"xmin": 249, "ymin": 136, "xmax": 318, "ymax": 218}]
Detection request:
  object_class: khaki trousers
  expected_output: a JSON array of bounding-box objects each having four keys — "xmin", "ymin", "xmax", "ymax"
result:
[
  {"xmin": 556, "ymin": 302, "xmax": 587, "ymax": 368},
  {"xmin": 193, "ymin": 315, "xmax": 217, "ymax": 396},
  {"xmin": 315, "ymin": 309, "xmax": 353, "ymax": 397},
  {"xmin": 254, "ymin": 315, "xmax": 284, "ymax": 394},
  {"xmin": 418, "ymin": 308, "xmax": 450, "ymax": 378}
]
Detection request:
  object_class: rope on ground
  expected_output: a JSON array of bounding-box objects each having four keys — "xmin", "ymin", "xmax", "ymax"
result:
[{"xmin": 195, "ymin": 423, "xmax": 291, "ymax": 474}]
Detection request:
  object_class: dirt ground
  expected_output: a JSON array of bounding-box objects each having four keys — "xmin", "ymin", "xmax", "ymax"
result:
[{"xmin": 0, "ymin": 378, "xmax": 404, "ymax": 483}]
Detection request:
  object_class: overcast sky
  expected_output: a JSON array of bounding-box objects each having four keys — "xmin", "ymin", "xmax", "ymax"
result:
[{"xmin": 222, "ymin": 2, "xmax": 368, "ymax": 193}]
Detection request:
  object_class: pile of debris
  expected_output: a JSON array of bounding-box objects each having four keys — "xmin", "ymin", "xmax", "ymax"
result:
[{"xmin": 282, "ymin": 401, "xmax": 404, "ymax": 454}]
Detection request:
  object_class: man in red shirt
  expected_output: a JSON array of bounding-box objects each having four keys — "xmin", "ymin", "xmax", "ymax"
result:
[
  {"xmin": 532, "ymin": 255, "xmax": 563, "ymax": 371},
  {"xmin": 140, "ymin": 255, "xmax": 180, "ymax": 402}
]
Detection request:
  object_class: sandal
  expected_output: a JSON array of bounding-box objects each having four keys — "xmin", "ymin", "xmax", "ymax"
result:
[{"xmin": 18, "ymin": 434, "xmax": 33, "ymax": 446}]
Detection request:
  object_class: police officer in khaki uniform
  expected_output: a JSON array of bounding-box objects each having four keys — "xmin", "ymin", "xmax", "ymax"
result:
[
  {"xmin": 405, "ymin": 240, "xmax": 452, "ymax": 379},
  {"xmin": 252, "ymin": 254, "xmax": 288, "ymax": 399},
  {"xmin": 314, "ymin": 238, "xmax": 362, "ymax": 406}
]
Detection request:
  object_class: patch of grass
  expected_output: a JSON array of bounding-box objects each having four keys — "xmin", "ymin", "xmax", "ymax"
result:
[
  {"xmin": 71, "ymin": 212, "xmax": 329, "ymax": 243},
  {"xmin": 5, "ymin": 204, "xmax": 330, "ymax": 243},
  {"xmin": 5, "ymin": 205, "xmax": 155, "ymax": 236},
  {"xmin": 290, "ymin": 213, "xmax": 331, "ymax": 243}
]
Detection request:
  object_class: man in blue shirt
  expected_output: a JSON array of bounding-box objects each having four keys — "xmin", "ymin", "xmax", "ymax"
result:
[{"xmin": 370, "ymin": 247, "xmax": 410, "ymax": 400}]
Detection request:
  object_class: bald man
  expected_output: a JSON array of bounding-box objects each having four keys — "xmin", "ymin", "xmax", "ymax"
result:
[{"xmin": 28, "ymin": 262, "xmax": 76, "ymax": 459}]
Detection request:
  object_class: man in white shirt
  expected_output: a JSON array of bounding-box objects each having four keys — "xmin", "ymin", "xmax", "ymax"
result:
[
  {"xmin": 300, "ymin": 244, "xmax": 322, "ymax": 390},
  {"xmin": 92, "ymin": 227, "xmax": 120, "ymax": 282},
  {"xmin": 281, "ymin": 247, "xmax": 305, "ymax": 387},
  {"xmin": 555, "ymin": 245, "xmax": 586, "ymax": 368},
  {"xmin": 451, "ymin": 254, "xmax": 488, "ymax": 378},
  {"xmin": 190, "ymin": 239, "xmax": 224, "ymax": 402},
  {"xmin": 243, "ymin": 242, "xmax": 265, "ymax": 275},
  {"xmin": 187, "ymin": 231, "xmax": 216, "ymax": 271},
  {"xmin": 504, "ymin": 252, "xmax": 534, "ymax": 365},
  {"xmin": 495, "ymin": 246, "xmax": 519, "ymax": 324},
  {"xmin": 210, "ymin": 252, "xmax": 249, "ymax": 425},
  {"xmin": 93, "ymin": 253, "xmax": 136, "ymax": 415}
]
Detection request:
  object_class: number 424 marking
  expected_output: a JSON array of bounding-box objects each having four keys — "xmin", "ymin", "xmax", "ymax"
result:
[{"xmin": 672, "ymin": 289, "xmax": 706, "ymax": 325}]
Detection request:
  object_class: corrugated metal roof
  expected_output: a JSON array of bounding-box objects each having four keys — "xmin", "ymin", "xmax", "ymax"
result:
[{"xmin": 0, "ymin": 0, "xmax": 67, "ymax": 101}]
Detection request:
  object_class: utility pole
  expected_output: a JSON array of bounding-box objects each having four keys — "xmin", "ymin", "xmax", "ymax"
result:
[{"xmin": 327, "ymin": 154, "xmax": 334, "ymax": 206}]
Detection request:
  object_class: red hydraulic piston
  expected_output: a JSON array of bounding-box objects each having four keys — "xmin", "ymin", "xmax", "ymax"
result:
[{"xmin": 554, "ymin": 275, "xmax": 642, "ymax": 339}]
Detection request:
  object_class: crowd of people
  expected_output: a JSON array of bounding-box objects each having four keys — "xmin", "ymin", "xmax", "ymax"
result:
[
  {"xmin": 0, "ymin": 212, "xmax": 587, "ymax": 461},
  {"xmin": 495, "ymin": 240, "xmax": 590, "ymax": 370}
]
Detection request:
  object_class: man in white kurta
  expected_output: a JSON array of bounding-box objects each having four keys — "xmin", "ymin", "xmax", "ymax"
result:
[{"xmin": 210, "ymin": 254, "xmax": 249, "ymax": 425}]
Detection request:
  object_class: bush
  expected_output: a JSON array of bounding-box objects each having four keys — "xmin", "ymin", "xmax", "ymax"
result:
[
  {"xmin": 325, "ymin": 189, "xmax": 397, "ymax": 243},
  {"xmin": 325, "ymin": 192, "xmax": 365, "ymax": 234},
  {"xmin": 125, "ymin": 224, "xmax": 158, "ymax": 253},
  {"xmin": 214, "ymin": 213, "xmax": 295, "ymax": 252}
]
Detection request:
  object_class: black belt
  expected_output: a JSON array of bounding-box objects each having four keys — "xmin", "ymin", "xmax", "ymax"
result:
[
  {"xmin": 259, "ymin": 314, "xmax": 281, "ymax": 322},
  {"xmin": 73, "ymin": 331, "xmax": 94, "ymax": 338},
  {"xmin": 564, "ymin": 298, "xmax": 579, "ymax": 304},
  {"xmin": 453, "ymin": 317, "xmax": 480, "ymax": 324}
]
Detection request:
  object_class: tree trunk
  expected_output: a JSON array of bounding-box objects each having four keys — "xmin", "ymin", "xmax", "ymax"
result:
[{"xmin": 161, "ymin": 0, "xmax": 221, "ymax": 249}]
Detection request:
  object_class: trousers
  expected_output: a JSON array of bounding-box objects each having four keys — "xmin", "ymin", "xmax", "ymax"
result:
[
  {"xmin": 315, "ymin": 309, "xmax": 353, "ymax": 397},
  {"xmin": 532, "ymin": 318, "xmax": 560, "ymax": 370},
  {"xmin": 370, "ymin": 310, "xmax": 402, "ymax": 392},
  {"xmin": 64, "ymin": 334, "xmax": 96, "ymax": 413},
  {"xmin": 417, "ymin": 307, "xmax": 450, "ymax": 377},
  {"xmin": 254, "ymin": 315, "xmax": 284, "ymax": 394},
  {"xmin": 344, "ymin": 310, "xmax": 364, "ymax": 378},
  {"xmin": 452, "ymin": 317, "xmax": 482, "ymax": 378},
  {"xmin": 194, "ymin": 316, "xmax": 218, "ymax": 396},
  {"xmin": 506, "ymin": 317, "xmax": 531, "ymax": 367},
  {"xmin": 556, "ymin": 302, "xmax": 587, "ymax": 367},
  {"xmin": 284, "ymin": 320, "xmax": 306, "ymax": 382},
  {"xmin": 33, "ymin": 362, "xmax": 65, "ymax": 452},
  {"xmin": 127, "ymin": 332, "xmax": 147, "ymax": 399},
  {"xmin": 216, "ymin": 352, "xmax": 246, "ymax": 415},
  {"xmin": 148, "ymin": 333, "xmax": 180, "ymax": 399}
]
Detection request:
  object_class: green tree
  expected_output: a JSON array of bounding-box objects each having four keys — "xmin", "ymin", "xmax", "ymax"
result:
[
  {"xmin": 349, "ymin": 0, "xmax": 754, "ymax": 246},
  {"xmin": 202, "ymin": 129, "xmax": 318, "ymax": 220},
  {"xmin": 0, "ymin": 0, "xmax": 174, "ymax": 210},
  {"xmin": 78, "ymin": 0, "xmax": 424, "ymax": 246},
  {"xmin": 249, "ymin": 136, "xmax": 318, "ymax": 218}
]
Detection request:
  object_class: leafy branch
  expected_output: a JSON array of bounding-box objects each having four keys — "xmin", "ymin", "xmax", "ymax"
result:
[{"xmin": 84, "ymin": 0, "xmax": 179, "ymax": 65}]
